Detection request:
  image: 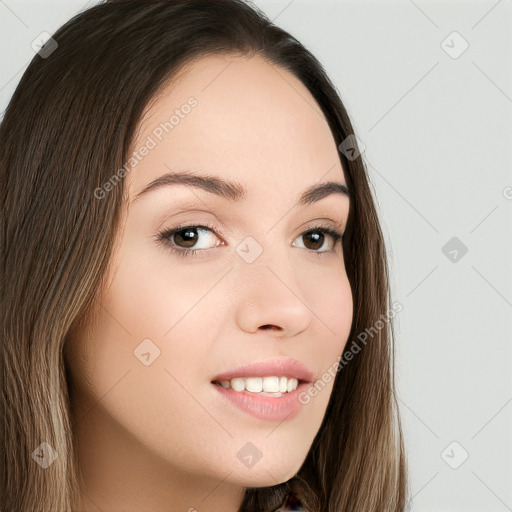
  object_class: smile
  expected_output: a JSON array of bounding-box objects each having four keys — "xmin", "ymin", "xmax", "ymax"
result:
[{"xmin": 212, "ymin": 376, "xmax": 300, "ymax": 395}]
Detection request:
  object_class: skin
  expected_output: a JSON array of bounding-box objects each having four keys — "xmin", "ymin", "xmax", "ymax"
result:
[{"xmin": 65, "ymin": 53, "xmax": 353, "ymax": 512}]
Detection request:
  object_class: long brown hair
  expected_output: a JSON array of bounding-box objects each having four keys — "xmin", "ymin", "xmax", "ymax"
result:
[{"xmin": 0, "ymin": 1, "xmax": 407, "ymax": 510}]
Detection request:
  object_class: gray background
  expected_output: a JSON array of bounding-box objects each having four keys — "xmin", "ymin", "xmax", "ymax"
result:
[{"xmin": 1, "ymin": 1, "xmax": 511, "ymax": 510}]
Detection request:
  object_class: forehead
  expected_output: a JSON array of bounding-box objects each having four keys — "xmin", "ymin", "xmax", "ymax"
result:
[{"xmin": 127, "ymin": 54, "xmax": 345, "ymax": 201}]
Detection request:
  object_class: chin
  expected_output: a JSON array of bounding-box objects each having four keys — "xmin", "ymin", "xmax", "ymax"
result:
[{"xmin": 228, "ymin": 458, "xmax": 304, "ymax": 488}]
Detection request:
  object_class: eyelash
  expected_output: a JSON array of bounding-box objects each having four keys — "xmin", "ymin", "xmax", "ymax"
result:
[{"xmin": 155, "ymin": 221, "xmax": 344, "ymax": 259}]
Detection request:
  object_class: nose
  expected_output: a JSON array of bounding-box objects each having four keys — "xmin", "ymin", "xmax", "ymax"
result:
[{"xmin": 233, "ymin": 250, "xmax": 314, "ymax": 338}]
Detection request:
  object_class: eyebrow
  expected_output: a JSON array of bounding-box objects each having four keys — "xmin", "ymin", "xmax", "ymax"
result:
[{"xmin": 132, "ymin": 169, "xmax": 351, "ymax": 206}]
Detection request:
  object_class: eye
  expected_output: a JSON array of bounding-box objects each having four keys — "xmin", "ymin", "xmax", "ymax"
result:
[
  {"xmin": 155, "ymin": 222, "xmax": 224, "ymax": 258},
  {"xmin": 292, "ymin": 225, "xmax": 343, "ymax": 255}
]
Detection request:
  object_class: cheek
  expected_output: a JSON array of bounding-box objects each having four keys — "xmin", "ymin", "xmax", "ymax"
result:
[
  {"xmin": 101, "ymin": 244, "xmax": 219, "ymax": 340},
  {"xmin": 68, "ymin": 256, "xmax": 231, "ymax": 476},
  {"xmin": 83, "ymin": 251, "xmax": 215, "ymax": 402},
  {"xmin": 321, "ymin": 273, "xmax": 353, "ymax": 340},
  {"xmin": 297, "ymin": 266, "xmax": 353, "ymax": 404},
  {"xmin": 303, "ymin": 261, "xmax": 354, "ymax": 352}
]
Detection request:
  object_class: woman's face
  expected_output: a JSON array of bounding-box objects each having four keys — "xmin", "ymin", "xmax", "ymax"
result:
[{"xmin": 66, "ymin": 54, "xmax": 353, "ymax": 493}]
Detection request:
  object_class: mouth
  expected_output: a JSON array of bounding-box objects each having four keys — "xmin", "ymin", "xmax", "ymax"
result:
[
  {"xmin": 209, "ymin": 358, "xmax": 314, "ymax": 421},
  {"xmin": 211, "ymin": 376, "xmax": 309, "ymax": 397},
  {"xmin": 210, "ymin": 357, "xmax": 314, "ymax": 395},
  {"xmin": 210, "ymin": 377, "xmax": 311, "ymax": 422}
]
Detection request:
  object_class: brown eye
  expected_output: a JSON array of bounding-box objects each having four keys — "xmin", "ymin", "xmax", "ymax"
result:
[
  {"xmin": 292, "ymin": 226, "xmax": 342, "ymax": 255},
  {"xmin": 156, "ymin": 223, "xmax": 223, "ymax": 257},
  {"xmin": 173, "ymin": 227, "xmax": 201, "ymax": 248},
  {"xmin": 302, "ymin": 230, "xmax": 325, "ymax": 251}
]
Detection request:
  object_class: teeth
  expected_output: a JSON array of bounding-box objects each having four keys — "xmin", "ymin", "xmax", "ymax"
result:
[
  {"xmin": 217, "ymin": 376, "xmax": 299, "ymax": 393},
  {"xmin": 246, "ymin": 377, "xmax": 263, "ymax": 392},
  {"xmin": 230, "ymin": 378, "xmax": 245, "ymax": 392},
  {"xmin": 263, "ymin": 376, "xmax": 279, "ymax": 392}
]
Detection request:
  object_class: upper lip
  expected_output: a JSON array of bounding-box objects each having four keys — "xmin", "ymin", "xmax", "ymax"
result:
[{"xmin": 211, "ymin": 358, "xmax": 315, "ymax": 383}]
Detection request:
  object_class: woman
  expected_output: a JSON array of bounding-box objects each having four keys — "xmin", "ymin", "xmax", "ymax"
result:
[{"xmin": 1, "ymin": 1, "xmax": 407, "ymax": 511}]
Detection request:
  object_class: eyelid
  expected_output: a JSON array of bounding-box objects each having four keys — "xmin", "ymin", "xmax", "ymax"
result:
[
  {"xmin": 300, "ymin": 217, "xmax": 344, "ymax": 231},
  {"xmin": 155, "ymin": 207, "xmax": 234, "ymax": 236}
]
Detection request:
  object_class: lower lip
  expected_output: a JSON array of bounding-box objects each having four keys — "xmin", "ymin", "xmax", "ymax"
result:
[{"xmin": 211, "ymin": 382, "xmax": 309, "ymax": 422}]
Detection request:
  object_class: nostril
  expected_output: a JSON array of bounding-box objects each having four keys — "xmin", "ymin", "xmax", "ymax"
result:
[{"xmin": 259, "ymin": 324, "xmax": 281, "ymax": 331}]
